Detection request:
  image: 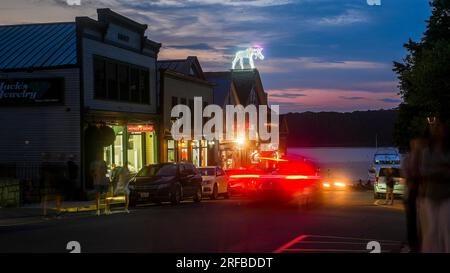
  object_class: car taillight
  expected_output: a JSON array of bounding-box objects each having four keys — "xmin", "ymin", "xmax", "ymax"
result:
[
  {"xmin": 285, "ymin": 175, "xmax": 309, "ymax": 180},
  {"xmin": 229, "ymin": 174, "xmax": 260, "ymax": 179}
]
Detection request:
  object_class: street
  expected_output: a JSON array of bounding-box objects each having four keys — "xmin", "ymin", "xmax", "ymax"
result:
[{"xmin": 0, "ymin": 190, "xmax": 406, "ymax": 253}]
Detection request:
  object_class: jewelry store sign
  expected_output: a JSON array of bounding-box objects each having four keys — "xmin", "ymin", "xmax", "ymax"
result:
[{"xmin": 0, "ymin": 78, "xmax": 64, "ymax": 105}]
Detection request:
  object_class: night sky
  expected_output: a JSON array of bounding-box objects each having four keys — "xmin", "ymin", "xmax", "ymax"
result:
[{"xmin": 0, "ymin": 0, "xmax": 431, "ymax": 113}]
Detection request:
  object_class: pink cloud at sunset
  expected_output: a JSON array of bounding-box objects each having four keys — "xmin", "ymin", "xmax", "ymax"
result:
[{"xmin": 268, "ymin": 88, "xmax": 401, "ymax": 113}]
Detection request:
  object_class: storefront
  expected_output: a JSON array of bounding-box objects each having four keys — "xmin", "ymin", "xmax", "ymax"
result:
[
  {"xmin": 158, "ymin": 57, "xmax": 217, "ymax": 167},
  {"xmin": 0, "ymin": 9, "xmax": 161, "ymax": 199},
  {"xmin": 165, "ymin": 139, "xmax": 210, "ymax": 167},
  {"xmin": 103, "ymin": 124, "xmax": 157, "ymax": 173}
]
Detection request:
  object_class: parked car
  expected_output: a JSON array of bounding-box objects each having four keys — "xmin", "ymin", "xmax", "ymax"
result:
[
  {"xmin": 373, "ymin": 167, "xmax": 405, "ymax": 199},
  {"xmin": 198, "ymin": 166, "xmax": 229, "ymax": 199},
  {"xmin": 128, "ymin": 162, "xmax": 203, "ymax": 206},
  {"xmin": 225, "ymin": 168, "xmax": 264, "ymax": 196}
]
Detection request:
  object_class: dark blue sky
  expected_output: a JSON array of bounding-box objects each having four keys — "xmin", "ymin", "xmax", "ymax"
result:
[{"xmin": 1, "ymin": 0, "xmax": 432, "ymax": 112}]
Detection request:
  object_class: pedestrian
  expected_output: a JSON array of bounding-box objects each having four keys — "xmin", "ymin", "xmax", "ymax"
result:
[
  {"xmin": 90, "ymin": 152, "xmax": 109, "ymax": 215},
  {"xmin": 402, "ymin": 138, "xmax": 426, "ymax": 252},
  {"xmin": 113, "ymin": 162, "xmax": 131, "ymax": 213},
  {"xmin": 384, "ymin": 168, "xmax": 395, "ymax": 205},
  {"xmin": 66, "ymin": 155, "xmax": 79, "ymax": 200},
  {"xmin": 418, "ymin": 117, "xmax": 450, "ymax": 252}
]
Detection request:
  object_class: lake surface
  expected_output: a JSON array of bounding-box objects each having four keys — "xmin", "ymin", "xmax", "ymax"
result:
[{"xmin": 287, "ymin": 147, "xmax": 399, "ymax": 183}]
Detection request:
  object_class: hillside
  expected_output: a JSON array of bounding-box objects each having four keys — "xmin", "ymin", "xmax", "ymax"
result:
[{"xmin": 282, "ymin": 109, "xmax": 397, "ymax": 147}]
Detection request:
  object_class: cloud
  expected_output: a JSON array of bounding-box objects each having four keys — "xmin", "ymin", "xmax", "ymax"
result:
[
  {"xmin": 123, "ymin": 0, "xmax": 293, "ymax": 7},
  {"xmin": 313, "ymin": 9, "xmax": 369, "ymax": 26},
  {"xmin": 339, "ymin": 96, "xmax": 365, "ymax": 100},
  {"xmin": 268, "ymin": 88, "xmax": 400, "ymax": 113},
  {"xmin": 380, "ymin": 98, "xmax": 401, "ymax": 103},
  {"xmin": 167, "ymin": 43, "xmax": 215, "ymax": 50},
  {"xmin": 258, "ymin": 57, "xmax": 388, "ymax": 74},
  {"xmin": 270, "ymin": 93, "xmax": 307, "ymax": 99}
]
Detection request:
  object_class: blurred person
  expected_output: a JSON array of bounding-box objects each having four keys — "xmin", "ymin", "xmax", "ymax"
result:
[
  {"xmin": 113, "ymin": 162, "xmax": 131, "ymax": 213},
  {"xmin": 384, "ymin": 168, "xmax": 395, "ymax": 205},
  {"xmin": 418, "ymin": 117, "xmax": 450, "ymax": 253},
  {"xmin": 402, "ymin": 138, "xmax": 427, "ymax": 252},
  {"xmin": 90, "ymin": 152, "xmax": 109, "ymax": 216},
  {"xmin": 66, "ymin": 155, "xmax": 78, "ymax": 200}
]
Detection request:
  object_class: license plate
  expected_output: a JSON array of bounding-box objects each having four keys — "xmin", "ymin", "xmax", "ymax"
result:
[{"xmin": 139, "ymin": 192, "xmax": 150, "ymax": 198}]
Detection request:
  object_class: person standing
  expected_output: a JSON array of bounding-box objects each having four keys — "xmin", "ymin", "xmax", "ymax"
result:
[
  {"xmin": 418, "ymin": 117, "xmax": 450, "ymax": 253},
  {"xmin": 403, "ymin": 138, "xmax": 426, "ymax": 252},
  {"xmin": 113, "ymin": 162, "xmax": 131, "ymax": 213},
  {"xmin": 384, "ymin": 168, "xmax": 395, "ymax": 205},
  {"xmin": 90, "ymin": 153, "xmax": 109, "ymax": 215}
]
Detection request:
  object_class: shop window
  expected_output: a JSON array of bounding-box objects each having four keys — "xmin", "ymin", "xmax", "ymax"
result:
[
  {"xmin": 192, "ymin": 140, "xmax": 200, "ymax": 167},
  {"xmin": 93, "ymin": 57, "xmax": 106, "ymax": 99},
  {"xmin": 167, "ymin": 140, "xmax": 175, "ymax": 162},
  {"xmin": 118, "ymin": 64, "xmax": 129, "ymax": 101},
  {"xmin": 114, "ymin": 131, "xmax": 124, "ymax": 167},
  {"xmin": 127, "ymin": 133, "xmax": 143, "ymax": 173},
  {"xmin": 201, "ymin": 140, "xmax": 208, "ymax": 167},
  {"xmin": 180, "ymin": 141, "xmax": 188, "ymax": 162}
]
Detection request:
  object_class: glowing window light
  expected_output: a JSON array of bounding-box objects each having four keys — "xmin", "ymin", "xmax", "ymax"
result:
[{"xmin": 235, "ymin": 137, "xmax": 245, "ymax": 145}]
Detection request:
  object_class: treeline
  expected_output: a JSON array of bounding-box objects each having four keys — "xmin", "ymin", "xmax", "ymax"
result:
[{"xmin": 282, "ymin": 109, "xmax": 397, "ymax": 147}]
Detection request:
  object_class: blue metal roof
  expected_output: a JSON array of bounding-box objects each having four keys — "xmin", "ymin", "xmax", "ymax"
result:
[{"xmin": 0, "ymin": 23, "xmax": 77, "ymax": 70}]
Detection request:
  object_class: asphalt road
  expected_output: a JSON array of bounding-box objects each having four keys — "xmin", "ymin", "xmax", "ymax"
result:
[{"xmin": 0, "ymin": 190, "xmax": 406, "ymax": 253}]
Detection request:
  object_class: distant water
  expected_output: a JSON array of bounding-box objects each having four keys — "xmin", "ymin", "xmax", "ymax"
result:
[{"xmin": 287, "ymin": 147, "xmax": 398, "ymax": 183}]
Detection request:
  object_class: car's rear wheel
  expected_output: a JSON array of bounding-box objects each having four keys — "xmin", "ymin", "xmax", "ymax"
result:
[
  {"xmin": 223, "ymin": 185, "xmax": 231, "ymax": 199},
  {"xmin": 170, "ymin": 184, "xmax": 181, "ymax": 205},
  {"xmin": 193, "ymin": 186, "xmax": 202, "ymax": 202},
  {"xmin": 210, "ymin": 184, "xmax": 218, "ymax": 200}
]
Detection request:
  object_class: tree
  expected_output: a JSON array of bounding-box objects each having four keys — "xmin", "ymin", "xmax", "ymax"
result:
[{"xmin": 393, "ymin": 0, "xmax": 450, "ymax": 150}]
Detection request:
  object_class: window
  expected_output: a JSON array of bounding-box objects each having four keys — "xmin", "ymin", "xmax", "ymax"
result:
[
  {"xmin": 171, "ymin": 96, "xmax": 178, "ymax": 108},
  {"xmin": 106, "ymin": 61, "xmax": 118, "ymax": 100},
  {"xmin": 137, "ymin": 164, "xmax": 178, "ymax": 177},
  {"xmin": 217, "ymin": 167, "xmax": 225, "ymax": 176},
  {"xmin": 141, "ymin": 70, "xmax": 150, "ymax": 104},
  {"xmin": 130, "ymin": 68, "xmax": 140, "ymax": 103},
  {"xmin": 167, "ymin": 140, "xmax": 175, "ymax": 162},
  {"xmin": 93, "ymin": 55, "xmax": 150, "ymax": 104},
  {"xmin": 93, "ymin": 58, "xmax": 106, "ymax": 98},
  {"xmin": 118, "ymin": 64, "xmax": 129, "ymax": 101}
]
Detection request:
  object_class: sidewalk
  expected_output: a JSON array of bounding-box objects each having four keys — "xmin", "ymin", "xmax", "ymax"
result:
[{"xmin": 0, "ymin": 200, "xmax": 96, "ymax": 221}]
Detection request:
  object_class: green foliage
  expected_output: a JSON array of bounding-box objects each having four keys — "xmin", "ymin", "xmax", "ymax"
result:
[{"xmin": 393, "ymin": 0, "xmax": 450, "ymax": 150}]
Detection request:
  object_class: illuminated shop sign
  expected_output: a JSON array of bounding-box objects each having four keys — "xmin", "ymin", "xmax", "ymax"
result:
[
  {"xmin": 127, "ymin": 124, "xmax": 154, "ymax": 133},
  {"xmin": 0, "ymin": 78, "xmax": 64, "ymax": 105}
]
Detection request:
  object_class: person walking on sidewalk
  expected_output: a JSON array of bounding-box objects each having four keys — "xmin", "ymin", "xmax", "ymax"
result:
[
  {"xmin": 91, "ymin": 153, "xmax": 109, "ymax": 215},
  {"xmin": 113, "ymin": 162, "xmax": 131, "ymax": 213}
]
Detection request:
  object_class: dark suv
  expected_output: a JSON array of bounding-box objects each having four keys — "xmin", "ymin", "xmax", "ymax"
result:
[{"xmin": 129, "ymin": 162, "xmax": 203, "ymax": 206}]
